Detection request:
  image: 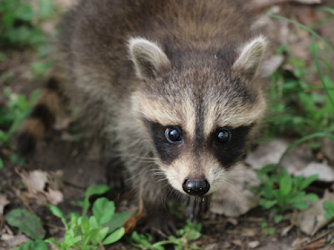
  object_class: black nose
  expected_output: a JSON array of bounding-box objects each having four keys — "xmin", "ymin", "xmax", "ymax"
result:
[{"xmin": 182, "ymin": 178, "xmax": 210, "ymax": 196}]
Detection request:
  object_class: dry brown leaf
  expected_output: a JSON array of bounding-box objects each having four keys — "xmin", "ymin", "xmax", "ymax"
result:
[
  {"xmin": 295, "ymin": 190, "xmax": 334, "ymax": 235},
  {"xmin": 295, "ymin": 162, "xmax": 334, "ymax": 182},
  {"xmin": 0, "ymin": 194, "xmax": 9, "ymax": 215},
  {"xmin": 292, "ymin": 237, "xmax": 310, "ymax": 247},
  {"xmin": 299, "ymin": 239, "xmax": 326, "ymax": 250},
  {"xmin": 210, "ymin": 164, "xmax": 260, "ymax": 217},
  {"xmin": 248, "ymin": 241, "xmax": 260, "ymax": 248},
  {"xmin": 1, "ymin": 234, "xmax": 30, "ymax": 248},
  {"xmin": 203, "ymin": 243, "xmax": 219, "ymax": 250},
  {"xmin": 246, "ymin": 139, "xmax": 315, "ymax": 174},
  {"xmin": 15, "ymin": 168, "xmax": 64, "ymax": 206},
  {"xmin": 241, "ymin": 228, "xmax": 257, "ymax": 237},
  {"xmin": 231, "ymin": 240, "xmax": 243, "ymax": 247},
  {"xmin": 281, "ymin": 225, "xmax": 293, "ymax": 236}
]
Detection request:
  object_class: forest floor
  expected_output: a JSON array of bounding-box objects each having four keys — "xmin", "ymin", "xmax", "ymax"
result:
[{"xmin": 1, "ymin": 0, "xmax": 334, "ymax": 250}]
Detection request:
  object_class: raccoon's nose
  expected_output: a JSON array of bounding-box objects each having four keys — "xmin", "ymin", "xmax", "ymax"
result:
[{"xmin": 182, "ymin": 178, "xmax": 210, "ymax": 196}]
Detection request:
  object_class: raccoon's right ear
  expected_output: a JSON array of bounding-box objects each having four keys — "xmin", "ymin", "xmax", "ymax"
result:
[
  {"xmin": 128, "ymin": 38, "xmax": 171, "ymax": 79},
  {"xmin": 232, "ymin": 36, "xmax": 267, "ymax": 80}
]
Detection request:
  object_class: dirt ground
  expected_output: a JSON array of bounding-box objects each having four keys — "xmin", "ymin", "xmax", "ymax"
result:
[{"xmin": 1, "ymin": 0, "xmax": 334, "ymax": 250}]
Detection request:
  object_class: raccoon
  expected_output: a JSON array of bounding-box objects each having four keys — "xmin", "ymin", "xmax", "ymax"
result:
[{"xmin": 17, "ymin": 0, "xmax": 267, "ymax": 235}]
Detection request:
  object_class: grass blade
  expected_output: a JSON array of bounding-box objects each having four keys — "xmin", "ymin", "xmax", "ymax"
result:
[
  {"xmin": 278, "ymin": 132, "xmax": 334, "ymax": 166},
  {"xmin": 311, "ymin": 35, "xmax": 334, "ymax": 108},
  {"xmin": 267, "ymin": 14, "xmax": 334, "ymax": 56}
]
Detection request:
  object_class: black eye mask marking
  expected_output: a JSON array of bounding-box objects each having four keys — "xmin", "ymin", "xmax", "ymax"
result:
[
  {"xmin": 210, "ymin": 125, "xmax": 253, "ymax": 168},
  {"xmin": 144, "ymin": 120, "xmax": 183, "ymax": 165},
  {"xmin": 144, "ymin": 118, "xmax": 253, "ymax": 168}
]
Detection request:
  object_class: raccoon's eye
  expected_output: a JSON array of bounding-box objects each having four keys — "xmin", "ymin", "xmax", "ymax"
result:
[
  {"xmin": 165, "ymin": 127, "xmax": 182, "ymax": 144},
  {"xmin": 216, "ymin": 129, "xmax": 231, "ymax": 144}
]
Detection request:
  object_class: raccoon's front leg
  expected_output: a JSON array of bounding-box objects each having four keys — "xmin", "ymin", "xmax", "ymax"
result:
[
  {"xmin": 138, "ymin": 174, "xmax": 176, "ymax": 238},
  {"xmin": 142, "ymin": 199, "xmax": 176, "ymax": 239}
]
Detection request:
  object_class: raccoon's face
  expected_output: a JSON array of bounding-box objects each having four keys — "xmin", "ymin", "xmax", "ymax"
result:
[{"xmin": 129, "ymin": 37, "xmax": 267, "ymax": 196}]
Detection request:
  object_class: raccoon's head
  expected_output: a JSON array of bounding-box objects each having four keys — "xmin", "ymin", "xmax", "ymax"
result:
[{"xmin": 129, "ymin": 37, "xmax": 267, "ymax": 197}]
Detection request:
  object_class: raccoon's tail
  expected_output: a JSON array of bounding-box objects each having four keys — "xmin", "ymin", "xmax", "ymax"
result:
[{"xmin": 16, "ymin": 77, "xmax": 63, "ymax": 157}]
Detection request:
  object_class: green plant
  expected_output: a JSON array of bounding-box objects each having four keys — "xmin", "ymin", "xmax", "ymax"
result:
[
  {"xmin": 261, "ymin": 219, "xmax": 275, "ymax": 235},
  {"xmin": 46, "ymin": 198, "xmax": 126, "ymax": 250},
  {"xmin": 14, "ymin": 240, "xmax": 48, "ymax": 250},
  {"xmin": 255, "ymin": 165, "xmax": 319, "ymax": 222},
  {"xmin": 324, "ymin": 200, "xmax": 334, "ymax": 219},
  {"xmin": 0, "ymin": 0, "xmax": 56, "ymax": 48},
  {"xmin": 8, "ymin": 185, "xmax": 130, "ymax": 250},
  {"xmin": 0, "ymin": 88, "xmax": 40, "ymax": 167},
  {"xmin": 5, "ymin": 209, "xmax": 46, "ymax": 240},
  {"xmin": 127, "ymin": 220, "xmax": 202, "ymax": 250},
  {"xmin": 263, "ymin": 12, "xmax": 334, "ymax": 147}
]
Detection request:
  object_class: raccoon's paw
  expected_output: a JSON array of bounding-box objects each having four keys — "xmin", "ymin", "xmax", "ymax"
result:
[
  {"xmin": 185, "ymin": 197, "xmax": 210, "ymax": 223},
  {"xmin": 142, "ymin": 213, "xmax": 177, "ymax": 242}
]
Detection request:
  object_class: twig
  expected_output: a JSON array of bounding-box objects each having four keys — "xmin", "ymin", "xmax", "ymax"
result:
[
  {"xmin": 44, "ymin": 223, "xmax": 66, "ymax": 231},
  {"xmin": 98, "ymin": 241, "xmax": 105, "ymax": 250},
  {"xmin": 12, "ymin": 187, "xmax": 34, "ymax": 214},
  {"xmin": 0, "ymin": 215, "xmax": 5, "ymax": 232},
  {"xmin": 63, "ymin": 180, "xmax": 86, "ymax": 190},
  {"xmin": 290, "ymin": 229, "xmax": 333, "ymax": 250}
]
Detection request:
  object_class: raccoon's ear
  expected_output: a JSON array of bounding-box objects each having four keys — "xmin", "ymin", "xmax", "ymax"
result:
[
  {"xmin": 128, "ymin": 38, "xmax": 170, "ymax": 79},
  {"xmin": 233, "ymin": 36, "xmax": 267, "ymax": 80}
]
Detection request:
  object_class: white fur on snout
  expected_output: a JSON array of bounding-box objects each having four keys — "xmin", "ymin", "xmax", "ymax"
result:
[
  {"xmin": 160, "ymin": 155, "xmax": 230, "ymax": 196},
  {"xmin": 205, "ymin": 162, "xmax": 228, "ymax": 194}
]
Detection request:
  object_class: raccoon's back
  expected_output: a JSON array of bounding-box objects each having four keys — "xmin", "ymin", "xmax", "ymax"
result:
[{"xmin": 58, "ymin": 0, "xmax": 251, "ymax": 93}]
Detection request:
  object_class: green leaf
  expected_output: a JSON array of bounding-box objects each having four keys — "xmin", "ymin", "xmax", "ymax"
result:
[
  {"xmin": 102, "ymin": 227, "xmax": 125, "ymax": 245},
  {"xmin": 92, "ymin": 227, "xmax": 109, "ymax": 244},
  {"xmin": 48, "ymin": 205, "xmax": 65, "ymax": 220},
  {"xmin": 268, "ymin": 228, "xmax": 275, "ymax": 235},
  {"xmin": 261, "ymin": 221, "xmax": 268, "ymax": 228},
  {"xmin": 89, "ymin": 216, "xmax": 99, "ymax": 230},
  {"xmin": 82, "ymin": 185, "xmax": 110, "ymax": 216},
  {"xmin": 323, "ymin": 200, "xmax": 334, "ymax": 219},
  {"xmin": 85, "ymin": 185, "xmax": 110, "ymax": 198},
  {"xmin": 5, "ymin": 209, "xmax": 45, "ymax": 240},
  {"xmin": 93, "ymin": 198, "xmax": 115, "ymax": 226},
  {"xmin": 63, "ymin": 228, "xmax": 75, "ymax": 242},
  {"xmin": 259, "ymin": 199, "xmax": 277, "ymax": 209},
  {"xmin": 81, "ymin": 217, "xmax": 90, "ymax": 234},
  {"xmin": 48, "ymin": 205, "xmax": 68, "ymax": 229},
  {"xmin": 184, "ymin": 230, "xmax": 201, "ymax": 241},
  {"xmin": 279, "ymin": 174, "xmax": 292, "ymax": 196},
  {"xmin": 83, "ymin": 229, "xmax": 100, "ymax": 245},
  {"xmin": 300, "ymin": 174, "xmax": 319, "ymax": 190},
  {"xmin": 103, "ymin": 211, "xmax": 130, "ymax": 234},
  {"xmin": 18, "ymin": 240, "xmax": 48, "ymax": 250},
  {"xmin": 274, "ymin": 215, "xmax": 283, "ymax": 223},
  {"xmin": 292, "ymin": 200, "xmax": 309, "ymax": 210},
  {"xmin": 44, "ymin": 238, "xmax": 60, "ymax": 249},
  {"xmin": 38, "ymin": 0, "xmax": 54, "ymax": 20},
  {"xmin": 0, "ymin": 157, "xmax": 3, "ymax": 170},
  {"xmin": 305, "ymin": 193, "xmax": 319, "ymax": 202}
]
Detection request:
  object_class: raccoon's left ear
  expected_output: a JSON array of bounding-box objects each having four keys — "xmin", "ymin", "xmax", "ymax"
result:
[
  {"xmin": 232, "ymin": 36, "xmax": 267, "ymax": 80},
  {"xmin": 128, "ymin": 38, "xmax": 171, "ymax": 79}
]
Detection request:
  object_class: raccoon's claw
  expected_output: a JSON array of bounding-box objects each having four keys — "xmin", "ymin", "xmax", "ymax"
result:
[{"xmin": 142, "ymin": 213, "xmax": 177, "ymax": 242}]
